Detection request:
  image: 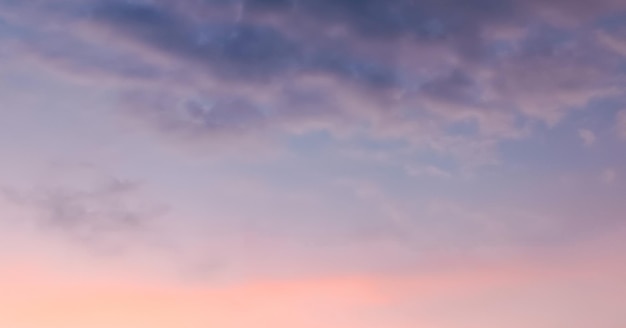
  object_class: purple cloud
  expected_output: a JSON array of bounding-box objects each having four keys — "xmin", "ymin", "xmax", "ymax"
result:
[{"xmin": 2, "ymin": 0, "xmax": 626, "ymax": 166}]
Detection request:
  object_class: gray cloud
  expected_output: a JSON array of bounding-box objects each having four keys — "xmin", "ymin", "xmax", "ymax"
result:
[
  {"xmin": 2, "ymin": 0, "xmax": 626, "ymax": 166},
  {"xmin": 84, "ymin": 0, "xmax": 405, "ymax": 88},
  {"xmin": 90, "ymin": 1, "xmax": 301, "ymax": 80},
  {"xmin": 1, "ymin": 175, "xmax": 165, "ymax": 252}
]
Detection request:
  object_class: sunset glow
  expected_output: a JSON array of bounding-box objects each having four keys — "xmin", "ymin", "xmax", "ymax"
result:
[{"xmin": 1, "ymin": 0, "xmax": 626, "ymax": 327}]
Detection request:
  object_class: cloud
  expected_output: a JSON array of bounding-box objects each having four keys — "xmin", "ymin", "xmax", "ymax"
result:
[
  {"xmin": 332, "ymin": 177, "xmax": 619, "ymax": 257},
  {"xmin": 0, "ymin": 173, "xmax": 165, "ymax": 252},
  {"xmin": 89, "ymin": 1, "xmax": 303, "ymax": 81},
  {"xmin": 578, "ymin": 128, "xmax": 596, "ymax": 146},
  {"xmin": 1, "ymin": 0, "xmax": 626, "ymax": 167}
]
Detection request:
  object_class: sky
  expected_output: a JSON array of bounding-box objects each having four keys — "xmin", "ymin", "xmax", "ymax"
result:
[{"xmin": 1, "ymin": 0, "xmax": 626, "ymax": 327}]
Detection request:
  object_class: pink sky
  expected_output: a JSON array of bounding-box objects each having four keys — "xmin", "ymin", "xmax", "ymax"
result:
[{"xmin": 1, "ymin": 0, "xmax": 626, "ymax": 327}]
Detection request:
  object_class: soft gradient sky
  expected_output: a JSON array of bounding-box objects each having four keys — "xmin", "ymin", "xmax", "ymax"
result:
[{"xmin": 1, "ymin": 0, "xmax": 626, "ymax": 327}]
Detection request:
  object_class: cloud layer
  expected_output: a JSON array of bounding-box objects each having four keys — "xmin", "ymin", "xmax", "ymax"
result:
[{"xmin": 3, "ymin": 0, "xmax": 625, "ymax": 166}]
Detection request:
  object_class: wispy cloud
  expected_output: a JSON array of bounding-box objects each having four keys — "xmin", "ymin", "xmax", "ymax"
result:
[
  {"xmin": 1, "ymin": 172, "xmax": 165, "ymax": 253},
  {"xmin": 2, "ymin": 0, "xmax": 625, "ymax": 168},
  {"xmin": 578, "ymin": 128, "xmax": 596, "ymax": 146}
]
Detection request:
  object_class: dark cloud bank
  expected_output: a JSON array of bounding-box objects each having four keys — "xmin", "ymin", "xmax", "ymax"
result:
[{"xmin": 3, "ymin": 0, "xmax": 626, "ymax": 159}]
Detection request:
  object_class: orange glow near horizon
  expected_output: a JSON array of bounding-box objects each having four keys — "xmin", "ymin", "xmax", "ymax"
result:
[{"xmin": 1, "ymin": 249, "xmax": 624, "ymax": 328}]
